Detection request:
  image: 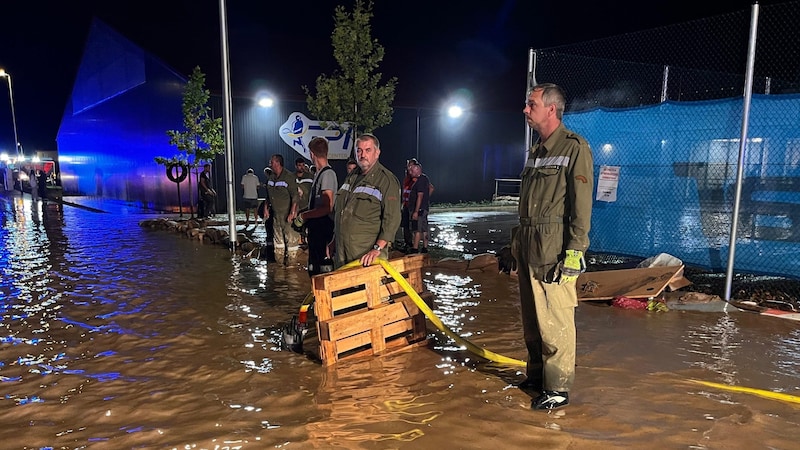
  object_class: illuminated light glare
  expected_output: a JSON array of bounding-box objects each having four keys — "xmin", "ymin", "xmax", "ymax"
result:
[
  {"xmin": 602, "ymin": 143, "xmax": 613, "ymax": 154},
  {"xmin": 258, "ymin": 96, "xmax": 274, "ymax": 108},
  {"xmin": 0, "ymin": 152, "xmax": 7, "ymax": 161},
  {"xmin": 447, "ymin": 105, "xmax": 463, "ymax": 118}
]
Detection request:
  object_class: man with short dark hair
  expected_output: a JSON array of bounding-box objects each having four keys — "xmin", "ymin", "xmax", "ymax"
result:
[
  {"xmin": 345, "ymin": 158, "xmax": 358, "ymax": 175},
  {"xmin": 407, "ymin": 161, "xmax": 431, "ymax": 253},
  {"xmin": 295, "ymin": 157, "xmax": 313, "ymax": 210},
  {"xmin": 296, "ymin": 137, "xmax": 338, "ymax": 276},
  {"xmin": 265, "ymin": 154, "xmax": 300, "ymax": 262}
]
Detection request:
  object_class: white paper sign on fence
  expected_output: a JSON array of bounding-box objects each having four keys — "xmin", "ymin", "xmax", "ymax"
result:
[{"xmin": 596, "ymin": 165, "xmax": 620, "ymax": 202}]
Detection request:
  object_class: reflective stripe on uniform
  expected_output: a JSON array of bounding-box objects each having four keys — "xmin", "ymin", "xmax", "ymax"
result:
[
  {"xmin": 525, "ymin": 155, "xmax": 571, "ymax": 169},
  {"xmin": 353, "ymin": 185, "xmax": 383, "ymax": 201},
  {"xmin": 268, "ymin": 180, "xmax": 289, "ymax": 188}
]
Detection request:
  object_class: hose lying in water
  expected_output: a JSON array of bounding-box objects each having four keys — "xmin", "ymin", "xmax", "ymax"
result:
[
  {"xmin": 689, "ymin": 379, "xmax": 800, "ymax": 405},
  {"xmin": 375, "ymin": 258, "xmax": 527, "ymax": 367}
]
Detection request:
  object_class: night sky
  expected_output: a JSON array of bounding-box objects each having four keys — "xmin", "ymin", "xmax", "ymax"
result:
[{"xmin": 1, "ymin": 0, "xmax": 762, "ymax": 153}]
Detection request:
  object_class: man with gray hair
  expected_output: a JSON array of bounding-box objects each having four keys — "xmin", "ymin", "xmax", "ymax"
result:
[{"xmin": 331, "ymin": 133, "xmax": 401, "ymax": 268}]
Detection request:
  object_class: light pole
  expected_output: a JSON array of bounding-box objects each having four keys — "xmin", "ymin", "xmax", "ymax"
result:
[
  {"xmin": 0, "ymin": 69, "xmax": 21, "ymax": 158},
  {"xmin": 414, "ymin": 103, "xmax": 466, "ymax": 162}
]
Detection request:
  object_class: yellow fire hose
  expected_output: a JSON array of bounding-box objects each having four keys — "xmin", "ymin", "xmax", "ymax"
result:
[
  {"xmin": 689, "ymin": 379, "xmax": 800, "ymax": 404},
  {"xmin": 293, "ymin": 259, "xmax": 800, "ymax": 404}
]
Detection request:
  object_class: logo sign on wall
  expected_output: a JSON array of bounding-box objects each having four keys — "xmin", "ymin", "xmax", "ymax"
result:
[{"xmin": 279, "ymin": 112, "xmax": 353, "ymax": 160}]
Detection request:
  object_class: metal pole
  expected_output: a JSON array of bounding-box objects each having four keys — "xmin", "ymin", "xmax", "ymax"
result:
[
  {"xmin": 724, "ymin": 2, "xmax": 759, "ymax": 301},
  {"xmin": 219, "ymin": 0, "xmax": 237, "ymax": 249},
  {"xmin": 660, "ymin": 65, "xmax": 670, "ymax": 103},
  {"xmin": 415, "ymin": 108, "xmax": 420, "ymax": 161},
  {"xmin": 525, "ymin": 49, "xmax": 536, "ymax": 162},
  {"xmin": 0, "ymin": 71, "xmax": 21, "ymax": 158}
]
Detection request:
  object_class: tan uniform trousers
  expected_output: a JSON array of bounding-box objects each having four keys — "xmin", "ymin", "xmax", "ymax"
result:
[
  {"xmin": 518, "ymin": 268, "xmax": 577, "ymax": 393},
  {"xmin": 272, "ymin": 216, "xmax": 300, "ymax": 258}
]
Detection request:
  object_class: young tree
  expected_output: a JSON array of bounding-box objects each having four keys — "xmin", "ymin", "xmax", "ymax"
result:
[
  {"xmin": 157, "ymin": 66, "xmax": 224, "ymax": 216},
  {"xmin": 303, "ymin": 0, "xmax": 397, "ymax": 139}
]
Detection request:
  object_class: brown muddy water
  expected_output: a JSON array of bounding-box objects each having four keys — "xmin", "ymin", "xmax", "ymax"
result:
[{"xmin": 1, "ymin": 193, "xmax": 799, "ymax": 449}]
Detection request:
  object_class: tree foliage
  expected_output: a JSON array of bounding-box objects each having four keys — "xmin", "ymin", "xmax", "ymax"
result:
[
  {"xmin": 157, "ymin": 66, "xmax": 224, "ymax": 168},
  {"xmin": 303, "ymin": 0, "xmax": 397, "ymax": 136}
]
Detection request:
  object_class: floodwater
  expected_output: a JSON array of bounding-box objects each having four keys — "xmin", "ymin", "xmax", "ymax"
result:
[{"xmin": 1, "ymin": 192, "xmax": 799, "ymax": 450}]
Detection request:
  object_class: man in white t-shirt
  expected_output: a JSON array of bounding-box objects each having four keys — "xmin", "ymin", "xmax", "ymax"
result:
[{"xmin": 240, "ymin": 168, "xmax": 261, "ymax": 227}]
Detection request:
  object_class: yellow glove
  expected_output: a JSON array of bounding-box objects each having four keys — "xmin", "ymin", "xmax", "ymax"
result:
[
  {"xmin": 559, "ymin": 249, "xmax": 585, "ymax": 284},
  {"xmin": 291, "ymin": 214, "xmax": 305, "ymax": 232}
]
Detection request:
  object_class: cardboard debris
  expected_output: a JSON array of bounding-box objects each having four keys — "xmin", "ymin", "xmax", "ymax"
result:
[{"xmin": 576, "ymin": 265, "xmax": 690, "ymax": 301}]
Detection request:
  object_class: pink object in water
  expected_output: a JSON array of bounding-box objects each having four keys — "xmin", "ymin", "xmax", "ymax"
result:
[{"xmin": 611, "ymin": 296, "xmax": 648, "ymax": 309}]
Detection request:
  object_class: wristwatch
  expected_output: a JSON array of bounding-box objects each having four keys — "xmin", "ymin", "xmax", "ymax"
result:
[{"xmin": 372, "ymin": 244, "xmax": 383, "ymax": 252}]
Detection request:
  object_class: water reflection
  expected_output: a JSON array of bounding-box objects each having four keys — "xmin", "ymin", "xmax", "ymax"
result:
[
  {"xmin": 310, "ymin": 356, "xmax": 443, "ymax": 446},
  {"xmin": 428, "ymin": 210, "xmax": 516, "ymax": 256},
  {"xmin": 684, "ymin": 314, "xmax": 741, "ymax": 385}
]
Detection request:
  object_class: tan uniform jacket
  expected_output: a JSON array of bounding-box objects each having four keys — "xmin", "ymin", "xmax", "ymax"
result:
[
  {"xmin": 296, "ymin": 170, "xmax": 313, "ymax": 209},
  {"xmin": 334, "ymin": 161, "xmax": 401, "ymax": 266},
  {"xmin": 266, "ymin": 169, "xmax": 298, "ymax": 218},
  {"xmin": 516, "ymin": 123, "xmax": 594, "ymax": 281}
]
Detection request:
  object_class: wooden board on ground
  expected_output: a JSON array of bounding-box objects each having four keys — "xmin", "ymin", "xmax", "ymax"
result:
[{"xmin": 576, "ymin": 265, "xmax": 687, "ymax": 301}]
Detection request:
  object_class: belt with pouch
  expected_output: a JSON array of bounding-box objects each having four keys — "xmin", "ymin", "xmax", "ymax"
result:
[{"xmin": 519, "ymin": 216, "xmax": 567, "ymax": 226}]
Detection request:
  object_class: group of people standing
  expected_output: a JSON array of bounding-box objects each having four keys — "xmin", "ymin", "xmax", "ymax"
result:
[
  {"xmin": 24, "ymin": 168, "xmax": 49, "ymax": 201},
  {"xmin": 229, "ymin": 133, "xmax": 436, "ymax": 278},
  {"xmin": 229, "ymin": 134, "xmax": 394, "ymax": 275},
  {"xmin": 220, "ymin": 83, "xmax": 594, "ymax": 413}
]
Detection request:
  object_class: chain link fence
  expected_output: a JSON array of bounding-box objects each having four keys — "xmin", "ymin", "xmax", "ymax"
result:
[{"xmin": 531, "ymin": 1, "xmax": 800, "ymax": 305}]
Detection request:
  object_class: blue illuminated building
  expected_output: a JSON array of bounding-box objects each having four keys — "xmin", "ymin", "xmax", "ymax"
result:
[{"xmin": 57, "ymin": 19, "xmax": 187, "ymax": 211}]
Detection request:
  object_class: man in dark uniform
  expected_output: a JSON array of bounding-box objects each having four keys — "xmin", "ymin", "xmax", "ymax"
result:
[
  {"xmin": 198, "ymin": 163, "xmax": 216, "ymax": 218},
  {"xmin": 513, "ymin": 83, "xmax": 594, "ymax": 410},
  {"xmin": 332, "ymin": 133, "xmax": 401, "ymax": 268}
]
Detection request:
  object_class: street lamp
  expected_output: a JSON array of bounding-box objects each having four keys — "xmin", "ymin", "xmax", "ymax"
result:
[
  {"xmin": 415, "ymin": 101, "xmax": 468, "ymax": 161},
  {"xmin": 0, "ymin": 69, "xmax": 22, "ymax": 158}
]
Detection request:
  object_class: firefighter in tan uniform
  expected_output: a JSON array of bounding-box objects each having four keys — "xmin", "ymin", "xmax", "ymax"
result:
[
  {"xmin": 512, "ymin": 83, "xmax": 594, "ymax": 410},
  {"xmin": 265, "ymin": 154, "xmax": 300, "ymax": 261},
  {"xmin": 332, "ymin": 133, "xmax": 401, "ymax": 268}
]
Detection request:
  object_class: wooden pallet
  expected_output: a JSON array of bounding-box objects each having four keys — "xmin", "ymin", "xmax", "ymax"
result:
[{"xmin": 312, "ymin": 254, "xmax": 429, "ymax": 366}]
